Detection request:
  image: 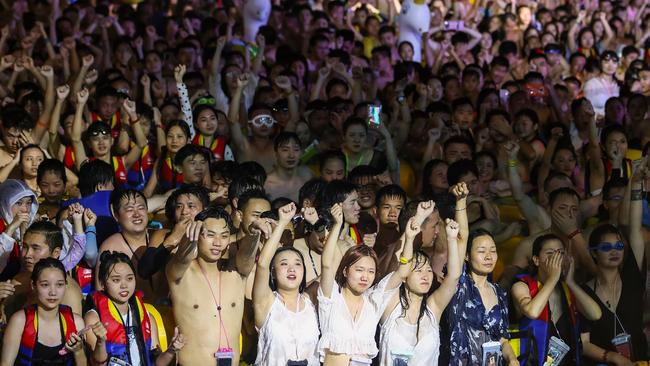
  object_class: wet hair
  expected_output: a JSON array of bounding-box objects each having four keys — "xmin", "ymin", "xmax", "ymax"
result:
[
  {"xmin": 237, "ymin": 189, "xmax": 269, "ymax": 212},
  {"xmin": 342, "ymin": 117, "xmax": 368, "ymax": 135},
  {"xmin": 348, "ymin": 165, "xmax": 380, "ymax": 184},
  {"xmin": 319, "ymin": 150, "xmax": 347, "ymax": 174},
  {"xmin": 194, "ymin": 206, "xmax": 235, "ymax": 233},
  {"xmin": 97, "ymin": 251, "xmax": 136, "ymax": 287},
  {"xmin": 298, "ymin": 178, "xmax": 326, "ymax": 208},
  {"xmin": 335, "ymin": 245, "xmax": 379, "ymax": 288},
  {"xmin": 31, "ymin": 257, "xmax": 67, "ymax": 285},
  {"xmin": 548, "ymin": 187, "xmax": 580, "ymax": 207},
  {"xmin": 515, "ymin": 108, "xmax": 539, "ymax": 125},
  {"xmin": 164, "ymin": 185, "xmax": 210, "ymax": 224},
  {"xmin": 532, "ymin": 233, "xmax": 563, "ymax": 257},
  {"xmin": 110, "ymin": 188, "xmax": 148, "ymax": 215},
  {"xmin": 319, "ymin": 179, "xmax": 358, "ymax": 210},
  {"xmin": 274, "ymin": 131, "xmax": 302, "ymax": 150},
  {"xmin": 588, "ymin": 223, "xmax": 624, "ymax": 251},
  {"xmin": 78, "ymin": 160, "xmax": 115, "ymax": 197},
  {"xmin": 600, "ymin": 124, "xmax": 627, "ymax": 148},
  {"xmin": 19, "ymin": 144, "xmax": 45, "ymax": 165},
  {"xmin": 25, "ymin": 220, "xmax": 64, "ymax": 253},
  {"xmin": 165, "ymin": 119, "xmax": 191, "ymax": 138},
  {"xmin": 228, "ymin": 176, "xmax": 264, "ymax": 208},
  {"xmin": 237, "ymin": 161, "xmax": 267, "ymax": 185},
  {"xmin": 375, "ymin": 184, "xmax": 406, "ymax": 208},
  {"xmin": 192, "ymin": 104, "xmax": 225, "ymax": 129},
  {"xmin": 1, "ymin": 105, "xmax": 36, "ymax": 131},
  {"xmin": 421, "ymin": 159, "xmax": 447, "ymax": 198},
  {"xmin": 37, "ymin": 159, "xmax": 67, "ymax": 185},
  {"xmin": 269, "ymin": 247, "xmax": 307, "ymax": 292},
  {"xmin": 211, "ymin": 160, "xmax": 239, "ymax": 182},
  {"xmin": 466, "ymin": 229, "xmax": 496, "ymax": 271},
  {"xmin": 84, "ymin": 121, "xmax": 112, "ymax": 142},
  {"xmin": 447, "ymin": 159, "xmax": 479, "ymax": 186},
  {"xmin": 399, "ymin": 250, "xmax": 435, "ymax": 339},
  {"xmin": 443, "ymin": 136, "xmax": 474, "ymax": 155},
  {"xmin": 174, "ymin": 144, "xmax": 211, "ymax": 166}
]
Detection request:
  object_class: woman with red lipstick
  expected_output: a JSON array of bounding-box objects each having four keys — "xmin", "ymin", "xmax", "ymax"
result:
[
  {"xmin": 580, "ymin": 162, "xmax": 649, "ymax": 365},
  {"xmin": 1, "ymin": 258, "xmax": 87, "ymax": 366},
  {"xmin": 253, "ymin": 202, "xmax": 319, "ymax": 365},
  {"xmin": 377, "ymin": 184, "xmax": 468, "ymax": 366},
  {"xmin": 84, "ymin": 251, "xmax": 185, "ymax": 366},
  {"xmin": 317, "ymin": 202, "xmax": 416, "ymax": 366}
]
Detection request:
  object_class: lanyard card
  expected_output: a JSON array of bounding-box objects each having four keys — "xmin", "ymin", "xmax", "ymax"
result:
[
  {"xmin": 391, "ymin": 349, "xmax": 413, "ymax": 366},
  {"xmin": 543, "ymin": 336, "xmax": 570, "ymax": 366},
  {"xmin": 215, "ymin": 347, "xmax": 234, "ymax": 366},
  {"xmin": 286, "ymin": 360, "xmax": 308, "ymax": 366},
  {"xmin": 349, "ymin": 356, "xmax": 373, "ymax": 366},
  {"xmin": 481, "ymin": 341, "xmax": 502, "ymax": 366},
  {"xmin": 611, "ymin": 333, "xmax": 633, "ymax": 359},
  {"xmin": 108, "ymin": 357, "xmax": 131, "ymax": 366}
]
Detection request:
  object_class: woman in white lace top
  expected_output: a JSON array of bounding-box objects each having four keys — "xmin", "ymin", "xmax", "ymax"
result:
[{"xmin": 317, "ymin": 202, "xmax": 416, "ymax": 366}]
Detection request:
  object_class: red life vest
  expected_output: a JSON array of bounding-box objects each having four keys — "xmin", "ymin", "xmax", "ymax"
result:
[
  {"xmin": 17, "ymin": 304, "xmax": 76, "ymax": 366},
  {"xmin": 192, "ymin": 134, "xmax": 227, "ymax": 161},
  {"xmin": 63, "ymin": 145, "xmax": 75, "ymax": 171},
  {"xmin": 159, "ymin": 154, "xmax": 184, "ymax": 191},
  {"xmin": 91, "ymin": 111, "xmax": 122, "ymax": 139},
  {"xmin": 127, "ymin": 144, "xmax": 154, "ymax": 188},
  {"xmin": 90, "ymin": 156, "xmax": 128, "ymax": 187},
  {"xmin": 90, "ymin": 290, "xmax": 153, "ymax": 365},
  {"xmin": 74, "ymin": 264, "xmax": 94, "ymax": 297},
  {"xmin": 350, "ymin": 225, "xmax": 362, "ymax": 245}
]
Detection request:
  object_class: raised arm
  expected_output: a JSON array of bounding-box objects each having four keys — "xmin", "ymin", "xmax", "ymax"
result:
[
  {"xmin": 275, "ymin": 76, "xmax": 299, "ymax": 132},
  {"xmin": 451, "ymin": 183, "xmax": 469, "ymax": 266},
  {"xmin": 251, "ymin": 34, "xmax": 266, "ymax": 75},
  {"xmin": 506, "ymin": 141, "xmax": 551, "ymax": 234},
  {"xmin": 48, "ymin": 85, "xmax": 70, "ymax": 158},
  {"xmin": 629, "ymin": 158, "xmax": 648, "ymax": 270},
  {"xmin": 429, "ymin": 218, "xmax": 462, "ymax": 319},
  {"xmin": 235, "ymin": 220, "xmax": 263, "ymax": 277},
  {"xmin": 320, "ymin": 203, "xmax": 345, "ymax": 298},
  {"xmin": 71, "ymin": 54, "xmax": 94, "ymax": 102},
  {"xmin": 121, "ymin": 99, "xmax": 147, "ymax": 170},
  {"xmin": 166, "ymin": 221, "xmax": 201, "ymax": 283},
  {"xmin": 228, "ymin": 73, "xmax": 251, "ymax": 156},
  {"xmin": 310, "ymin": 66, "xmax": 331, "ymax": 102},
  {"xmin": 71, "ymin": 89, "xmax": 89, "ymax": 170},
  {"xmin": 27, "ymin": 64, "xmax": 54, "ymax": 144},
  {"xmin": 253, "ymin": 203, "xmax": 297, "ymax": 328},
  {"xmin": 565, "ymin": 256, "xmax": 601, "ymax": 321},
  {"xmin": 511, "ymin": 251, "xmax": 563, "ymax": 319},
  {"xmin": 376, "ymin": 123, "xmax": 400, "ymax": 185}
]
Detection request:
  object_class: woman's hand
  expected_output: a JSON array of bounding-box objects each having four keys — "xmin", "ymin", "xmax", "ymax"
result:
[
  {"xmin": 404, "ymin": 217, "xmax": 422, "ymax": 240},
  {"xmin": 167, "ymin": 327, "xmax": 186, "ymax": 353},
  {"xmin": 64, "ymin": 332, "xmax": 84, "ymax": 353},
  {"xmin": 83, "ymin": 208, "xmax": 97, "ymax": 227},
  {"xmin": 445, "ymin": 218, "xmax": 459, "ymax": 241}
]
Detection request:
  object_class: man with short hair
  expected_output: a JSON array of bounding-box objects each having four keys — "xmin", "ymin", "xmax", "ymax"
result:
[
  {"xmin": 264, "ymin": 132, "xmax": 313, "ymax": 202},
  {"xmin": 166, "ymin": 207, "xmax": 262, "ymax": 365}
]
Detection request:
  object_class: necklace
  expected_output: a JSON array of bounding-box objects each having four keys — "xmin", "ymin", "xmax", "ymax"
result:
[{"xmin": 596, "ymin": 276, "xmax": 620, "ymax": 310}]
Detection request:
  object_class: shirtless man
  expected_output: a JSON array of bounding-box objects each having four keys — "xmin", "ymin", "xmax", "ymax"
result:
[
  {"xmin": 229, "ymin": 74, "xmax": 300, "ymax": 172},
  {"xmin": 264, "ymin": 132, "xmax": 313, "ymax": 202},
  {"xmin": 0, "ymin": 221, "xmax": 83, "ymax": 322},
  {"xmin": 95, "ymin": 188, "xmax": 156, "ymax": 302},
  {"xmin": 166, "ymin": 206, "xmax": 263, "ymax": 365}
]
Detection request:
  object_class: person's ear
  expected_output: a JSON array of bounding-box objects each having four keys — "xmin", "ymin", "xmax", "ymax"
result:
[
  {"xmin": 532, "ymin": 255, "xmax": 540, "ymax": 267},
  {"xmin": 51, "ymin": 247, "xmax": 62, "ymax": 260}
]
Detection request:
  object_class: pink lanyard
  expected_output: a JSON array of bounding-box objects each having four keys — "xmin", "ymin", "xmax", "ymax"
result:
[{"xmin": 197, "ymin": 261, "xmax": 231, "ymax": 349}]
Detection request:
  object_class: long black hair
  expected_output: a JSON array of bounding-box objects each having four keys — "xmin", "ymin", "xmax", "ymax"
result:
[
  {"xmin": 398, "ymin": 250, "xmax": 436, "ymax": 341},
  {"xmin": 269, "ymin": 247, "xmax": 307, "ymax": 293}
]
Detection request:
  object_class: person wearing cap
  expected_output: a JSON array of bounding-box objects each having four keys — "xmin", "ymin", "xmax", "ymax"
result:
[
  {"xmin": 545, "ymin": 44, "xmax": 571, "ymax": 83},
  {"xmin": 583, "ymin": 50, "xmax": 621, "ymax": 117}
]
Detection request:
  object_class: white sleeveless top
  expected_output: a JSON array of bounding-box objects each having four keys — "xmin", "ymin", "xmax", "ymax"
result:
[
  {"xmin": 254, "ymin": 293, "xmax": 320, "ymax": 366},
  {"xmin": 317, "ymin": 272, "xmax": 397, "ymax": 361},
  {"xmin": 378, "ymin": 302, "xmax": 440, "ymax": 366}
]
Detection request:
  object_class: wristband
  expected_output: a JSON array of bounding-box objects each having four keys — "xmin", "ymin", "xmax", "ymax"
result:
[
  {"xmin": 508, "ymin": 159, "xmax": 518, "ymax": 167},
  {"xmin": 455, "ymin": 207, "xmax": 466, "ymax": 211},
  {"xmin": 567, "ymin": 229, "xmax": 582, "ymax": 240},
  {"xmin": 631, "ymin": 189, "xmax": 643, "ymax": 201},
  {"xmin": 399, "ymin": 256, "xmax": 412, "ymax": 265}
]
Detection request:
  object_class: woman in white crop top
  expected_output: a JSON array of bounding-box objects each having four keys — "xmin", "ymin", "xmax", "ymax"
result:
[
  {"xmin": 378, "ymin": 184, "xmax": 470, "ymax": 366},
  {"xmin": 317, "ymin": 203, "xmax": 417, "ymax": 366},
  {"xmin": 252, "ymin": 203, "xmax": 320, "ymax": 366}
]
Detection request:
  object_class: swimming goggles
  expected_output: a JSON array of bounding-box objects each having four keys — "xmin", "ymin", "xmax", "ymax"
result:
[
  {"xmin": 591, "ymin": 241, "xmax": 624, "ymax": 252},
  {"xmin": 250, "ymin": 114, "xmax": 276, "ymax": 128},
  {"xmin": 89, "ymin": 129, "xmax": 110, "ymax": 137}
]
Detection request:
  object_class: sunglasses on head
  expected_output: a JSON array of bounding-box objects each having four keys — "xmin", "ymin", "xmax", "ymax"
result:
[
  {"xmin": 250, "ymin": 114, "xmax": 276, "ymax": 127},
  {"xmin": 195, "ymin": 97, "xmax": 216, "ymax": 106},
  {"xmin": 591, "ymin": 241, "xmax": 624, "ymax": 252},
  {"xmin": 601, "ymin": 54, "xmax": 619, "ymax": 62}
]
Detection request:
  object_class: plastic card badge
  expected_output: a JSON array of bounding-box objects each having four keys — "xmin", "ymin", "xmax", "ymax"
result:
[
  {"xmin": 215, "ymin": 347, "xmax": 234, "ymax": 366},
  {"xmin": 543, "ymin": 336, "xmax": 570, "ymax": 366}
]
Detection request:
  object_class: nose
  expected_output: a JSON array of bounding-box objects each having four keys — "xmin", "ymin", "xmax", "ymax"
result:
[{"xmin": 120, "ymin": 281, "xmax": 128, "ymax": 289}]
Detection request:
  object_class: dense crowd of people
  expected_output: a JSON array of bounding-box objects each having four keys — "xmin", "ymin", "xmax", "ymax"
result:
[{"xmin": 0, "ymin": 0, "xmax": 649, "ymax": 365}]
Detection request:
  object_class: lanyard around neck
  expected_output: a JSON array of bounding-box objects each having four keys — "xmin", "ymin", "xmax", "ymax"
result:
[{"xmin": 197, "ymin": 260, "xmax": 231, "ymax": 349}]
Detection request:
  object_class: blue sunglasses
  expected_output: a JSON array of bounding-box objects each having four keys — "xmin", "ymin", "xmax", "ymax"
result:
[{"xmin": 591, "ymin": 241, "xmax": 624, "ymax": 252}]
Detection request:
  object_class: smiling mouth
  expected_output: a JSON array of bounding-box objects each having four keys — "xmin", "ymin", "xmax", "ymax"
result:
[
  {"xmin": 132, "ymin": 219, "xmax": 143, "ymax": 225},
  {"xmin": 287, "ymin": 274, "xmax": 297, "ymax": 280}
]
